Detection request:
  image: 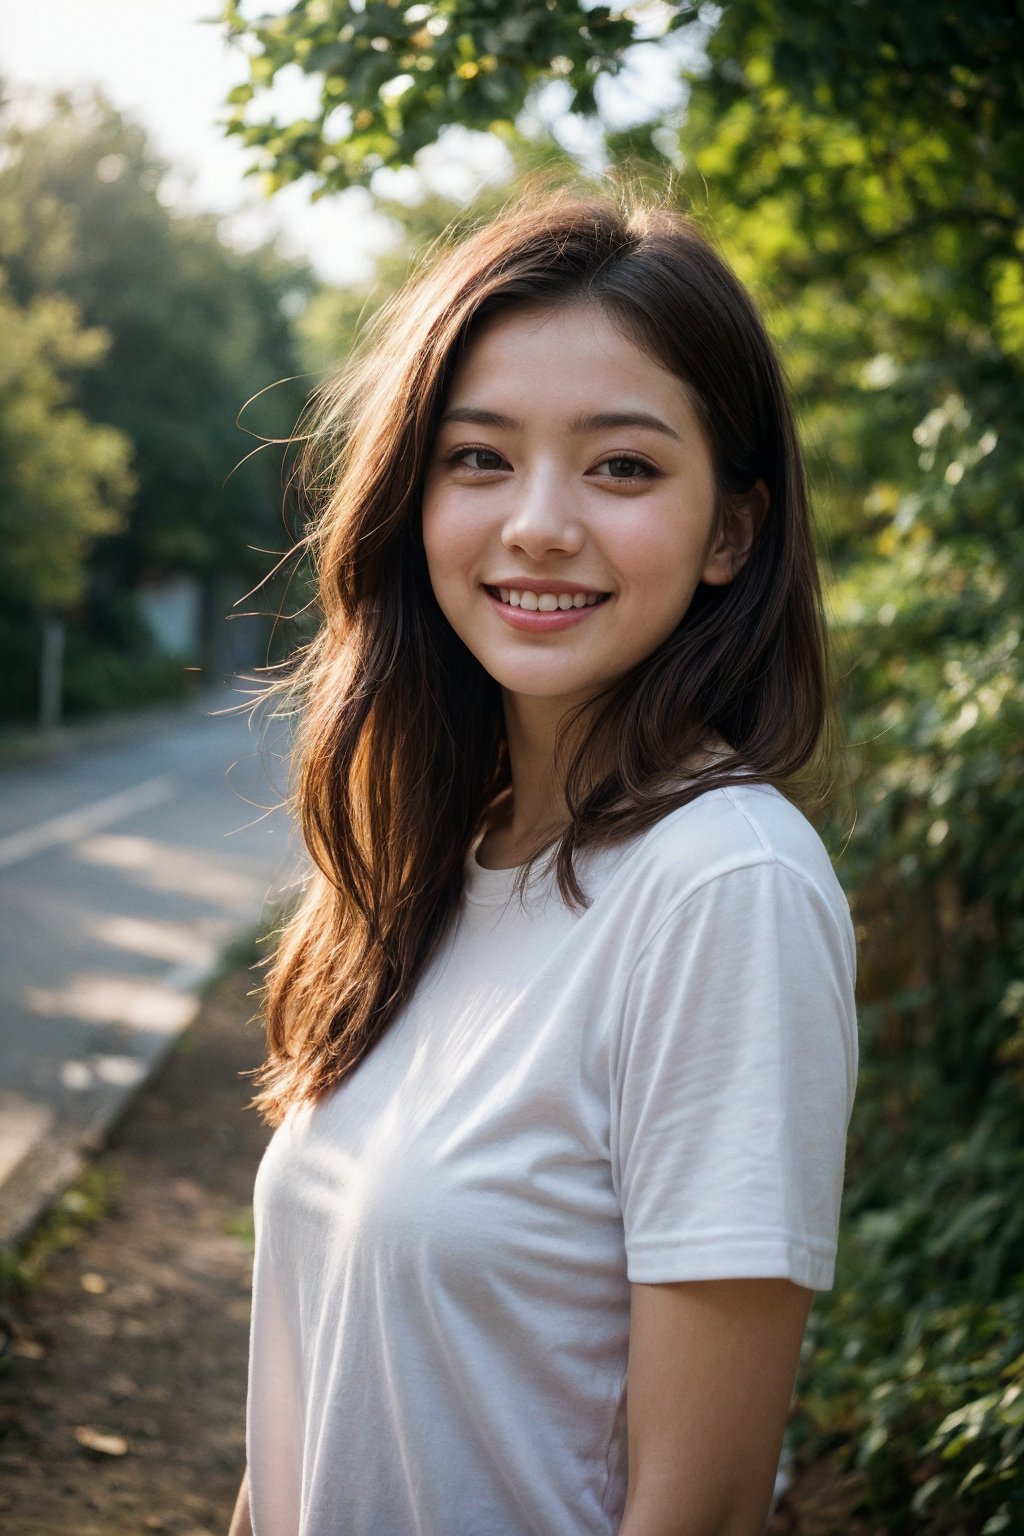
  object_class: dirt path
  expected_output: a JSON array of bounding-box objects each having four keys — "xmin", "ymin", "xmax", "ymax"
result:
[
  {"xmin": 0, "ymin": 961, "xmax": 861, "ymax": 1536},
  {"xmin": 0, "ymin": 963, "xmax": 270, "ymax": 1536}
]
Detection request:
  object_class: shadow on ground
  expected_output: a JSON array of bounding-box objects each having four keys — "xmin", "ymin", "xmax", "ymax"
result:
[{"xmin": 0, "ymin": 964, "xmax": 270, "ymax": 1536}]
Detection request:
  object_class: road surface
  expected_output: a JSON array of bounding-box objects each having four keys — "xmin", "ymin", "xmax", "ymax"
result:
[{"xmin": 0, "ymin": 689, "xmax": 300, "ymax": 1244}]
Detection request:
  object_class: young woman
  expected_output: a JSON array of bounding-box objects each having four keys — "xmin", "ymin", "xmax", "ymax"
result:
[{"xmin": 229, "ymin": 189, "xmax": 858, "ymax": 1536}]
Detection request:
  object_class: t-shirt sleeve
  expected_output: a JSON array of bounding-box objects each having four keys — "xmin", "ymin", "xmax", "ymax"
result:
[{"xmin": 609, "ymin": 858, "xmax": 858, "ymax": 1291}]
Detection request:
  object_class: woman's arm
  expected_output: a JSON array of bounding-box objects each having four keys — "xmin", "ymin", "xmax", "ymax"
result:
[
  {"xmin": 227, "ymin": 1467, "xmax": 253, "ymax": 1536},
  {"xmin": 619, "ymin": 1277, "xmax": 813, "ymax": 1536}
]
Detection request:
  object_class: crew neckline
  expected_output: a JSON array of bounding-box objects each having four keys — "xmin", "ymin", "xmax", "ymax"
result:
[{"xmin": 464, "ymin": 836, "xmax": 549, "ymax": 905}]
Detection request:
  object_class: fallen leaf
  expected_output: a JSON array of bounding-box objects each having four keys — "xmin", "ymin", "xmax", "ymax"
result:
[
  {"xmin": 11, "ymin": 1339, "xmax": 46, "ymax": 1360},
  {"xmin": 73, "ymin": 1424, "xmax": 129, "ymax": 1457}
]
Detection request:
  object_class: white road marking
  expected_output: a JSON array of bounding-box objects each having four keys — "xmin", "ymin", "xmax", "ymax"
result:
[{"xmin": 0, "ymin": 777, "xmax": 176, "ymax": 870}]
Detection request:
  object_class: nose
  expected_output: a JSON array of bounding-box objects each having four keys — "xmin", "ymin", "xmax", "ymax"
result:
[{"xmin": 500, "ymin": 466, "xmax": 584, "ymax": 560}]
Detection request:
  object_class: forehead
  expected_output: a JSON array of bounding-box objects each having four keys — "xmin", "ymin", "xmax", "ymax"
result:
[{"xmin": 446, "ymin": 303, "xmax": 694, "ymax": 417}]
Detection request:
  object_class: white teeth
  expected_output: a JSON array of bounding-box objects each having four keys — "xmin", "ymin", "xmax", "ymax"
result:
[{"xmin": 496, "ymin": 587, "xmax": 606, "ymax": 610}]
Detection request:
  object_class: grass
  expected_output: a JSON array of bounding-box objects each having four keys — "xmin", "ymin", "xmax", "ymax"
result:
[
  {"xmin": 0, "ymin": 1163, "xmax": 119, "ymax": 1318},
  {"xmin": 224, "ymin": 1207, "xmax": 256, "ymax": 1251}
]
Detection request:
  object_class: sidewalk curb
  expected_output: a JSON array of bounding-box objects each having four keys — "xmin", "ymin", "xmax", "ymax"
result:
[
  {"xmin": 0, "ymin": 684, "xmax": 254, "ymax": 771},
  {"xmin": 0, "ymin": 949, "xmax": 231, "ymax": 1254}
]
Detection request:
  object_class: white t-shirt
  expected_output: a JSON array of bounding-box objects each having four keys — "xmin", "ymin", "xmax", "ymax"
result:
[{"xmin": 246, "ymin": 783, "xmax": 858, "ymax": 1536}]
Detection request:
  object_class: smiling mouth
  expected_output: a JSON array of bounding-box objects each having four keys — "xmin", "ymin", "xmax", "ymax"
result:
[{"xmin": 486, "ymin": 586, "xmax": 611, "ymax": 612}]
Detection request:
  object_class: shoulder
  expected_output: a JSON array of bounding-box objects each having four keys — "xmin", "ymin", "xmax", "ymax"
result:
[
  {"xmin": 592, "ymin": 783, "xmax": 853, "ymax": 960},
  {"xmin": 605, "ymin": 788, "xmax": 858, "ymax": 1092},
  {"xmin": 622, "ymin": 782, "xmax": 842, "ymax": 895}
]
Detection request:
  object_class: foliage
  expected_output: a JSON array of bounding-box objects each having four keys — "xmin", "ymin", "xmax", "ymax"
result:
[
  {"xmin": 0, "ymin": 278, "xmax": 133, "ymax": 609},
  {"xmin": 0, "ymin": 94, "xmax": 315, "ymax": 588},
  {"xmin": 61, "ymin": 607, "xmax": 192, "ymax": 719},
  {"xmin": 796, "ymin": 1083, "xmax": 1024, "ymax": 1528},
  {"xmin": 219, "ymin": 0, "xmax": 645, "ymax": 193},
  {"xmin": 0, "ymin": 91, "xmax": 317, "ymax": 717},
  {"xmin": 0, "ymin": 1164, "xmax": 118, "ymax": 1307},
  {"xmin": 295, "ymin": 127, "xmax": 584, "ymax": 376},
  {"xmin": 0, "ymin": 273, "xmax": 132, "ymax": 614}
]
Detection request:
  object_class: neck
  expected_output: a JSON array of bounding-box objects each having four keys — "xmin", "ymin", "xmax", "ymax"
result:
[
  {"xmin": 490, "ymin": 694, "xmax": 728, "ymax": 857},
  {"xmin": 478, "ymin": 694, "xmax": 725, "ymax": 870},
  {"xmin": 477, "ymin": 693, "xmax": 590, "ymax": 867},
  {"xmin": 503, "ymin": 694, "xmax": 569, "ymax": 841}
]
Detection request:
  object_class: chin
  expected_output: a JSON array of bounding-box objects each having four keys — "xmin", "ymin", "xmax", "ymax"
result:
[{"xmin": 497, "ymin": 673, "xmax": 617, "ymax": 707}]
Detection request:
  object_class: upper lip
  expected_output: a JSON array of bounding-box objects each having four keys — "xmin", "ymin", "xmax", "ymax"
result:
[{"xmin": 484, "ymin": 578, "xmax": 609, "ymax": 596}]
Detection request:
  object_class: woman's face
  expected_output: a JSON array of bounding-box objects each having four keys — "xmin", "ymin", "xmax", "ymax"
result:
[{"xmin": 422, "ymin": 303, "xmax": 753, "ymax": 716}]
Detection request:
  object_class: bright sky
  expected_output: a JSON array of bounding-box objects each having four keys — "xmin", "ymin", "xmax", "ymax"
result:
[
  {"xmin": 0, "ymin": 1, "xmax": 696, "ymax": 288},
  {"xmin": 0, "ymin": 0, "xmax": 410, "ymax": 283}
]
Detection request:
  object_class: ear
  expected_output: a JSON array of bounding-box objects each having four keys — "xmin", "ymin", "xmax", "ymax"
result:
[{"xmin": 701, "ymin": 479, "xmax": 770, "ymax": 587}]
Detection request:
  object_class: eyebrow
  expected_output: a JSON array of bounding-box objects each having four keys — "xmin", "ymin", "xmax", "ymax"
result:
[{"xmin": 438, "ymin": 406, "xmax": 681, "ymax": 441}]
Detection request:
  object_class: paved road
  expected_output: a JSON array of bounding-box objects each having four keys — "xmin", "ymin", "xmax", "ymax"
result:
[{"xmin": 0, "ymin": 689, "xmax": 300, "ymax": 1244}]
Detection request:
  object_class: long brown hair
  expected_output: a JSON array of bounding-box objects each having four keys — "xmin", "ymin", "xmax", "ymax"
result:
[{"xmin": 253, "ymin": 186, "xmax": 834, "ymax": 1126}]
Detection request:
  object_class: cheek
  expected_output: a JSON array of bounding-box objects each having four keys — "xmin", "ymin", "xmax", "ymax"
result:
[
  {"xmin": 422, "ymin": 493, "xmax": 474, "ymax": 606},
  {"xmin": 423, "ymin": 485, "xmax": 489, "ymax": 558},
  {"xmin": 615, "ymin": 518, "xmax": 709, "ymax": 597},
  {"xmin": 420, "ymin": 490, "xmax": 450, "ymax": 577}
]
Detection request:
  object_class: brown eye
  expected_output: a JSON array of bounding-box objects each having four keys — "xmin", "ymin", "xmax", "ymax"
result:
[
  {"xmin": 604, "ymin": 456, "xmax": 649, "ymax": 479},
  {"xmin": 461, "ymin": 448, "xmax": 505, "ymax": 471}
]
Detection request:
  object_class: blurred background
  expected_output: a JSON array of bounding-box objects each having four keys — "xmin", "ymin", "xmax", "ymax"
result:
[{"xmin": 0, "ymin": 2, "xmax": 1021, "ymax": 1532}]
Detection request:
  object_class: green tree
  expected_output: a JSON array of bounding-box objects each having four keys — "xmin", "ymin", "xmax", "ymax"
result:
[
  {"xmin": 0, "ymin": 281, "xmax": 132, "ymax": 609},
  {"xmin": 0, "ymin": 92, "xmax": 316, "ymax": 709},
  {"xmin": 220, "ymin": 0, "xmax": 641, "ymax": 193},
  {"xmin": 295, "ymin": 147, "xmax": 572, "ymax": 373},
  {"xmin": 0, "ymin": 96, "xmax": 136, "ymax": 724},
  {"xmin": 0, "ymin": 94, "xmax": 313, "ymax": 587}
]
